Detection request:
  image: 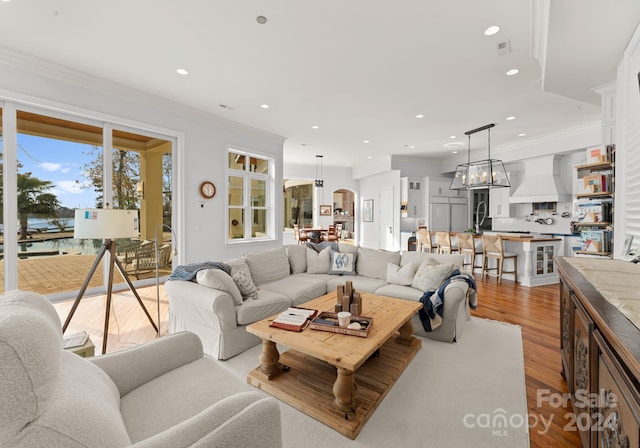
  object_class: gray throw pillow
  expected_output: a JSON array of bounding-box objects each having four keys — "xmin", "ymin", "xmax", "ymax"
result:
[
  {"xmin": 196, "ymin": 269, "xmax": 244, "ymax": 305},
  {"xmin": 411, "ymin": 259, "xmax": 456, "ymax": 291},
  {"xmin": 226, "ymin": 258, "xmax": 259, "ymax": 300},
  {"xmin": 306, "ymin": 247, "xmax": 331, "ymax": 274}
]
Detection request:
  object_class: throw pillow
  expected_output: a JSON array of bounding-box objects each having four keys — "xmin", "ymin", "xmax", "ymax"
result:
[
  {"xmin": 411, "ymin": 259, "xmax": 456, "ymax": 292},
  {"xmin": 386, "ymin": 262, "xmax": 415, "ymax": 286},
  {"xmin": 196, "ymin": 269, "xmax": 244, "ymax": 305},
  {"xmin": 306, "ymin": 247, "xmax": 331, "ymax": 274},
  {"xmin": 328, "ymin": 251, "xmax": 356, "ymax": 275},
  {"xmin": 356, "ymin": 247, "xmax": 401, "ymax": 280},
  {"xmin": 226, "ymin": 258, "xmax": 259, "ymax": 300},
  {"xmin": 244, "ymin": 247, "xmax": 290, "ymax": 286},
  {"xmin": 286, "ymin": 244, "xmax": 307, "ymax": 274}
]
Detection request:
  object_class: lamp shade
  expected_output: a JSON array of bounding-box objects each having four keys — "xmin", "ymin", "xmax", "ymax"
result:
[
  {"xmin": 74, "ymin": 209, "xmax": 139, "ymax": 239},
  {"xmin": 449, "ymin": 159, "xmax": 510, "ymax": 190}
]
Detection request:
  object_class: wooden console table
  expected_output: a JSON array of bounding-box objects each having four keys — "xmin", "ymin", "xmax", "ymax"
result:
[{"xmin": 556, "ymin": 256, "xmax": 640, "ymax": 448}]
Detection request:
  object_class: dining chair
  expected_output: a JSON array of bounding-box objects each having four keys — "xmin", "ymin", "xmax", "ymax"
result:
[
  {"xmin": 293, "ymin": 224, "xmax": 308, "ymax": 244},
  {"xmin": 436, "ymin": 231, "xmax": 458, "ymax": 254},
  {"xmin": 416, "ymin": 228, "xmax": 435, "ymax": 253},
  {"xmin": 456, "ymin": 232, "xmax": 483, "ymax": 273},
  {"xmin": 481, "ymin": 234, "xmax": 518, "ymax": 284},
  {"xmin": 326, "ymin": 225, "xmax": 338, "ymax": 242}
]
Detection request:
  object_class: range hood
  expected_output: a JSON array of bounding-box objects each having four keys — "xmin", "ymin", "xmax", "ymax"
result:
[{"xmin": 509, "ymin": 155, "xmax": 571, "ymax": 203}]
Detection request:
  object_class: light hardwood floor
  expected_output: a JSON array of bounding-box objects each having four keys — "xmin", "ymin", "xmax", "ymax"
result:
[{"xmin": 53, "ymin": 275, "xmax": 580, "ymax": 447}]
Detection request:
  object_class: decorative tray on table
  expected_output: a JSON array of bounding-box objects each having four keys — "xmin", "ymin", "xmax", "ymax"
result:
[{"xmin": 309, "ymin": 312, "xmax": 373, "ymax": 337}]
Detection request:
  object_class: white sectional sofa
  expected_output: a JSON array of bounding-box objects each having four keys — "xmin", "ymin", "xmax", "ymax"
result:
[{"xmin": 165, "ymin": 243, "xmax": 473, "ymax": 360}]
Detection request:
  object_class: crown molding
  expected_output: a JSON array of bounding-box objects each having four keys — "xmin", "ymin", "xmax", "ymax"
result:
[{"xmin": 0, "ymin": 45, "xmax": 286, "ymax": 145}]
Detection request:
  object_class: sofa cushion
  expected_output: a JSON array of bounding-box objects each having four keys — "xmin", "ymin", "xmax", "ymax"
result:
[
  {"xmin": 286, "ymin": 244, "xmax": 307, "ymax": 274},
  {"xmin": 235, "ymin": 289, "xmax": 291, "ymax": 325},
  {"xmin": 328, "ymin": 251, "xmax": 356, "ymax": 276},
  {"xmin": 244, "ymin": 247, "xmax": 291, "ymax": 286},
  {"xmin": 120, "ymin": 357, "xmax": 251, "ymax": 443},
  {"xmin": 338, "ymin": 243, "xmax": 359, "ymax": 254},
  {"xmin": 306, "ymin": 247, "xmax": 331, "ymax": 274},
  {"xmin": 197, "ymin": 269, "xmax": 244, "ymax": 305},
  {"xmin": 260, "ymin": 274, "xmax": 328, "ymax": 306},
  {"xmin": 326, "ymin": 275, "xmax": 389, "ymax": 294},
  {"xmin": 375, "ymin": 284, "xmax": 423, "ymax": 301},
  {"xmin": 411, "ymin": 259, "xmax": 456, "ymax": 292},
  {"xmin": 386, "ymin": 262, "xmax": 416, "ymax": 286},
  {"xmin": 356, "ymin": 248, "xmax": 401, "ymax": 280},
  {"xmin": 226, "ymin": 258, "xmax": 258, "ymax": 300},
  {"xmin": 400, "ymin": 252, "xmax": 464, "ymax": 269}
]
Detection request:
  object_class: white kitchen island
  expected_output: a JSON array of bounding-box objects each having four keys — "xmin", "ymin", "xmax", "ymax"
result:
[{"xmin": 483, "ymin": 233, "xmax": 563, "ymax": 286}]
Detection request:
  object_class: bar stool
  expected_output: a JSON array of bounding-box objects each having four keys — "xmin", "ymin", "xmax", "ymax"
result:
[
  {"xmin": 416, "ymin": 228, "xmax": 435, "ymax": 253},
  {"xmin": 456, "ymin": 232, "xmax": 483, "ymax": 272},
  {"xmin": 436, "ymin": 231, "xmax": 458, "ymax": 254},
  {"xmin": 481, "ymin": 235, "xmax": 517, "ymax": 284}
]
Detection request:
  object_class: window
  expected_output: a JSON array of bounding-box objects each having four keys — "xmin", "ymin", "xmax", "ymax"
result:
[{"xmin": 227, "ymin": 149, "xmax": 272, "ymax": 241}]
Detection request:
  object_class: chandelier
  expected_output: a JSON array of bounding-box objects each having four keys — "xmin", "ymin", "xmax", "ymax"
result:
[{"xmin": 450, "ymin": 123, "xmax": 510, "ymax": 190}]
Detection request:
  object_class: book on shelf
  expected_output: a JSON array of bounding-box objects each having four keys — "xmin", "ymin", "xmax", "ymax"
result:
[
  {"xmin": 269, "ymin": 307, "xmax": 318, "ymax": 332},
  {"xmin": 580, "ymin": 230, "xmax": 612, "ymax": 253},
  {"xmin": 576, "ymin": 200, "xmax": 613, "ymax": 223},
  {"xmin": 586, "ymin": 146, "xmax": 604, "ymax": 164},
  {"xmin": 63, "ymin": 330, "xmax": 89, "ymax": 349}
]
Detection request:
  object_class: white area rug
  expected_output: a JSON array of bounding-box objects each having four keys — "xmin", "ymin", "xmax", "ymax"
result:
[{"xmin": 221, "ymin": 317, "xmax": 530, "ymax": 448}]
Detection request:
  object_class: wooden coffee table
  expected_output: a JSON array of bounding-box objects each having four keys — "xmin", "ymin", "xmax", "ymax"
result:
[{"xmin": 246, "ymin": 292, "xmax": 422, "ymax": 439}]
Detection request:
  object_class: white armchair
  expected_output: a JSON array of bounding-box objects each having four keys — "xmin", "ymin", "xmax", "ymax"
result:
[{"xmin": 0, "ymin": 290, "xmax": 282, "ymax": 448}]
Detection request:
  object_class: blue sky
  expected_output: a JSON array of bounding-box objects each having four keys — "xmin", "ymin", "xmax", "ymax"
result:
[{"xmin": 17, "ymin": 134, "xmax": 99, "ymax": 209}]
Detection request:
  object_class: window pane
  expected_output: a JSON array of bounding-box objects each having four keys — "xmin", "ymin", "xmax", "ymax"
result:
[
  {"xmin": 249, "ymin": 156, "xmax": 268, "ymax": 174},
  {"xmin": 252, "ymin": 209, "xmax": 266, "ymax": 237},
  {"xmin": 251, "ymin": 179, "xmax": 266, "ymax": 207},
  {"xmin": 229, "ymin": 209, "xmax": 244, "ymax": 239},
  {"xmin": 229, "ymin": 176, "xmax": 243, "ymax": 206},
  {"xmin": 228, "ymin": 152, "xmax": 245, "ymax": 170}
]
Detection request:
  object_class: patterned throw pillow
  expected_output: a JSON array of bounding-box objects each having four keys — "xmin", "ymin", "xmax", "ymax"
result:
[
  {"xmin": 232, "ymin": 269, "xmax": 259, "ymax": 300},
  {"xmin": 328, "ymin": 251, "xmax": 356, "ymax": 275},
  {"xmin": 386, "ymin": 262, "xmax": 415, "ymax": 285},
  {"xmin": 411, "ymin": 259, "xmax": 456, "ymax": 291}
]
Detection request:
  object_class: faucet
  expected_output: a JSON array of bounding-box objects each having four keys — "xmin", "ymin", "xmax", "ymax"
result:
[{"xmin": 475, "ymin": 201, "xmax": 487, "ymax": 234}]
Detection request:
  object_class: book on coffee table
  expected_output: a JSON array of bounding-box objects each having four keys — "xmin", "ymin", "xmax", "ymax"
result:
[{"xmin": 270, "ymin": 307, "xmax": 317, "ymax": 332}]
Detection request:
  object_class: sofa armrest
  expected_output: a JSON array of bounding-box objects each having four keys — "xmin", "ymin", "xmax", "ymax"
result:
[
  {"xmin": 130, "ymin": 392, "xmax": 282, "ymax": 448},
  {"xmin": 164, "ymin": 280, "xmax": 238, "ymax": 333},
  {"xmin": 440, "ymin": 281, "xmax": 470, "ymax": 319},
  {"xmin": 89, "ymin": 331, "xmax": 203, "ymax": 397}
]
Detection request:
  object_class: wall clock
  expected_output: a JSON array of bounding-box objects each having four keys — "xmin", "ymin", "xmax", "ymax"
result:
[{"xmin": 199, "ymin": 181, "xmax": 216, "ymax": 199}]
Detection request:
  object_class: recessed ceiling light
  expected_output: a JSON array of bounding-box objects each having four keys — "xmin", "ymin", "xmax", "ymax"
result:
[
  {"xmin": 311, "ymin": 125, "xmax": 319, "ymax": 129},
  {"xmin": 506, "ymin": 69, "xmax": 519, "ymax": 76},
  {"xmin": 367, "ymin": 156, "xmax": 373, "ymax": 159},
  {"xmin": 346, "ymin": 163, "xmax": 351, "ymax": 167},
  {"xmin": 415, "ymin": 114, "xmax": 424, "ymax": 119},
  {"xmin": 363, "ymin": 140, "xmax": 369, "ymax": 143},
  {"xmin": 518, "ymin": 133, "xmax": 526, "ymax": 137},
  {"xmin": 260, "ymin": 104, "xmax": 270, "ymax": 109},
  {"xmin": 176, "ymin": 68, "xmax": 188, "ymax": 75},
  {"xmin": 452, "ymin": 151, "xmax": 458, "ymax": 154},
  {"xmin": 443, "ymin": 141, "xmax": 465, "ymax": 148},
  {"xmin": 506, "ymin": 116, "xmax": 515, "ymax": 120},
  {"xmin": 409, "ymin": 145, "xmax": 415, "ymax": 149},
  {"xmin": 449, "ymin": 135, "xmax": 456, "ymax": 139},
  {"xmin": 484, "ymin": 25, "xmax": 500, "ymax": 36}
]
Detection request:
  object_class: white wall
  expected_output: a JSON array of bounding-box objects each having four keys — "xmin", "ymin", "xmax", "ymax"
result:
[
  {"xmin": 0, "ymin": 59, "xmax": 285, "ymax": 265},
  {"xmin": 358, "ymin": 170, "xmax": 401, "ymax": 250}
]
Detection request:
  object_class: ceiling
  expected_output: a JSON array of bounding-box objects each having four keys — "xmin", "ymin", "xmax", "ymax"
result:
[{"xmin": 0, "ymin": 0, "xmax": 638, "ymax": 168}]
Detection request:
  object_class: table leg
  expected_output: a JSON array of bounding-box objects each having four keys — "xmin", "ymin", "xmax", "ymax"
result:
[
  {"xmin": 333, "ymin": 367, "xmax": 356, "ymax": 419},
  {"xmin": 257, "ymin": 340, "xmax": 283, "ymax": 380},
  {"xmin": 396, "ymin": 318, "xmax": 416, "ymax": 345}
]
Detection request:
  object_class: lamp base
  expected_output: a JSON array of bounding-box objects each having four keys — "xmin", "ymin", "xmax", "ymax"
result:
[{"xmin": 62, "ymin": 239, "xmax": 158, "ymax": 355}]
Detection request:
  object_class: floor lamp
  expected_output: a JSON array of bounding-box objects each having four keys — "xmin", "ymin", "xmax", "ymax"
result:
[{"xmin": 62, "ymin": 208, "xmax": 158, "ymax": 354}]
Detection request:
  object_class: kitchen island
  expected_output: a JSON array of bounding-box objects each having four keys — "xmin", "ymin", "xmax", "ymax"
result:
[{"xmin": 483, "ymin": 232, "xmax": 563, "ymax": 286}]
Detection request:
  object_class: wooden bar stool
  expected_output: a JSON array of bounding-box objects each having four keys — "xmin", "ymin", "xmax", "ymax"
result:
[
  {"xmin": 456, "ymin": 232, "xmax": 483, "ymax": 273},
  {"xmin": 481, "ymin": 235, "xmax": 517, "ymax": 284},
  {"xmin": 416, "ymin": 228, "xmax": 435, "ymax": 253},
  {"xmin": 436, "ymin": 231, "xmax": 458, "ymax": 254}
]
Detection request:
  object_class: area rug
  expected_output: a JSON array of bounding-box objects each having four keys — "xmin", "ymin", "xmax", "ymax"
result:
[{"xmin": 220, "ymin": 317, "xmax": 529, "ymax": 448}]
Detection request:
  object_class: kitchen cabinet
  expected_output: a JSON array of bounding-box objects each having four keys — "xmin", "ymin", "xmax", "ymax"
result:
[
  {"xmin": 489, "ymin": 185, "xmax": 511, "ymax": 218},
  {"xmin": 400, "ymin": 177, "xmax": 423, "ymax": 218},
  {"xmin": 557, "ymin": 257, "xmax": 640, "ymax": 448}
]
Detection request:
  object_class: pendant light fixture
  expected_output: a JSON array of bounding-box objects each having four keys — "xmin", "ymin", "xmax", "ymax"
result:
[
  {"xmin": 450, "ymin": 123, "xmax": 510, "ymax": 190},
  {"xmin": 314, "ymin": 155, "xmax": 324, "ymax": 188}
]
